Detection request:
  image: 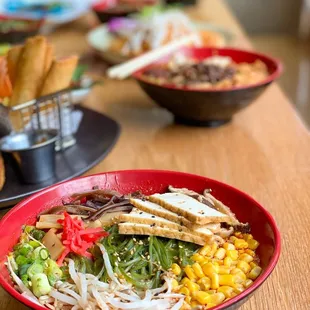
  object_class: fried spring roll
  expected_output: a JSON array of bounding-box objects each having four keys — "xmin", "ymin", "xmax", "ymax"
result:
[
  {"xmin": 6, "ymin": 45, "xmax": 23, "ymax": 86},
  {"xmin": 44, "ymin": 43, "xmax": 55, "ymax": 77},
  {"xmin": 10, "ymin": 36, "xmax": 47, "ymax": 106},
  {"xmin": 39, "ymin": 55, "xmax": 78, "ymax": 96}
]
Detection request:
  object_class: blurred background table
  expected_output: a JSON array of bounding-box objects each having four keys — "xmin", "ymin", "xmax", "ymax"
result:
[{"xmin": 1, "ymin": 0, "xmax": 310, "ymax": 309}]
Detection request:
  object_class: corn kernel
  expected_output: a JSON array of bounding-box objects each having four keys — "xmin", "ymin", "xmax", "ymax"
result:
[
  {"xmin": 248, "ymin": 239, "xmax": 259, "ymax": 250},
  {"xmin": 237, "ymin": 261, "xmax": 251, "ymax": 274},
  {"xmin": 207, "ymin": 303, "xmax": 217, "ymax": 309},
  {"xmin": 184, "ymin": 266, "xmax": 198, "ymax": 281},
  {"xmin": 217, "ymin": 286, "xmax": 235, "ymax": 298},
  {"xmin": 197, "ymin": 277, "xmax": 211, "ymax": 290},
  {"xmin": 249, "ymin": 262, "xmax": 257, "ymax": 269},
  {"xmin": 244, "ymin": 279, "xmax": 253, "ymax": 287},
  {"xmin": 214, "ymin": 248, "xmax": 226, "ymax": 260},
  {"xmin": 244, "ymin": 233, "xmax": 253, "ymax": 241},
  {"xmin": 234, "ymin": 239, "xmax": 248, "ymax": 249},
  {"xmin": 181, "ymin": 277, "xmax": 191, "ymax": 285},
  {"xmin": 191, "ymin": 253, "xmax": 205, "ymax": 263},
  {"xmin": 207, "ymin": 290, "xmax": 216, "ymax": 294},
  {"xmin": 233, "ymin": 283, "xmax": 245, "ymax": 294},
  {"xmin": 210, "ymin": 273, "xmax": 219, "ymax": 289},
  {"xmin": 210, "ymin": 259, "xmax": 220, "ymax": 266},
  {"xmin": 238, "ymin": 249, "xmax": 245, "ymax": 254},
  {"xmin": 194, "ymin": 291, "xmax": 210, "ymax": 305},
  {"xmin": 209, "ymin": 243, "xmax": 218, "ymax": 257},
  {"xmin": 180, "ymin": 302, "xmax": 191, "ymax": 310},
  {"xmin": 231, "ymin": 267, "xmax": 243, "ymax": 275},
  {"xmin": 234, "ymin": 232, "xmax": 243, "ymax": 238},
  {"xmin": 185, "ymin": 281, "xmax": 200, "ymax": 293},
  {"xmin": 192, "ymin": 263, "xmax": 205, "ymax": 278},
  {"xmin": 229, "ymin": 236, "xmax": 237, "ymax": 242},
  {"xmin": 245, "ymin": 249, "xmax": 256, "ymax": 257},
  {"xmin": 171, "ymin": 279, "xmax": 179, "ymax": 290},
  {"xmin": 223, "ymin": 242, "xmax": 235, "ymax": 250},
  {"xmin": 199, "ymin": 245, "xmax": 211, "ymax": 256},
  {"xmin": 200, "ymin": 258, "xmax": 211, "ymax": 266},
  {"xmin": 226, "ymin": 250, "xmax": 239, "ymax": 260},
  {"xmin": 219, "ymin": 274, "xmax": 235, "ymax": 287},
  {"xmin": 224, "ymin": 257, "xmax": 233, "ymax": 267},
  {"xmin": 234, "ymin": 271, "xmax": 247, "ymax": 283},
  {"xmin": 207, "ymin": 292, "xmax": 226, "ymax": 305},
  {"xmin": 248, "ymin": 266, "xmax": 262, "ymax": 280},
  {"xmin": 179, "ymin": 287, "xmax": 190, "ymax": 296},
  {"xmin": 218, "ymin": 266, "xmax": 231, "ymax": 275},
  {"xmin": 202, "ymin": 263, "xmax": 219, "ymax": 277},
  {"xmin": 191, "ymin": 301, "xmax": 200, "ymax": 307},
  {"xmin": 185, "ymin": 296, "xmax": 191, "ymax": 304},
  {"xmin": 171, "ymin": 263, "xmax": 181, "ymax": 276}
]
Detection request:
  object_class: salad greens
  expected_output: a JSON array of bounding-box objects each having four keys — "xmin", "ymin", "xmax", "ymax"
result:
[{"xmin": 91, "ymin": 225, "xmax": 199, "ymax": 289}]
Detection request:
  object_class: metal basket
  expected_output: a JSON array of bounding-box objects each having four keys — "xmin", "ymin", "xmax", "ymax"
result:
[{"xmin": 8, "ymin": 88, "xmax": 76, "ymax": 151}]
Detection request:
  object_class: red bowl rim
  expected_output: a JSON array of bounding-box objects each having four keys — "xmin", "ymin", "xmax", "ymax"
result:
[
  {"xmin": 0, "ymin": 169, "xmax": 281, "ymax": 310},
  {"xmin": 0, "ymin": 14, "xmax": 44, "ymax": 33},
  {"xmin": 92, "ymin": 3, "xmax": 138, "ymax": 13},
  {"xmin": 133, "ymin": 47, "xmax": 283, "ymax": 93}
]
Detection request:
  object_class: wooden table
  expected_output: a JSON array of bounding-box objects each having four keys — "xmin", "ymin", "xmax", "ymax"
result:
[{"xmin": 1, "ymin": 0, "xmax": 310, "ymax": 309}]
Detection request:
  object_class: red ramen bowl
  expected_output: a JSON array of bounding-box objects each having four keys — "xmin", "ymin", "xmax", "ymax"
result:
[
  {"xmin": 0, "ymin": 170, "xmax": 281, "ymax": 310},
  {"xmin": 133, "ymin": 47, "xmax": 282, "ymax": 127}
]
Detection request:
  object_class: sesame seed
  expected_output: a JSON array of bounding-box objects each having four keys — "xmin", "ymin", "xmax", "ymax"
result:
[{"xmin": 115, "ymin": 262, "xmax": 119, "ymax": 267}]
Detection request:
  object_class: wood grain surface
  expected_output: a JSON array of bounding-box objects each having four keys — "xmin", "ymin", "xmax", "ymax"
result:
[{"xmin": 1, "ymin": 0, "xmax": 310, "ymax": 309}]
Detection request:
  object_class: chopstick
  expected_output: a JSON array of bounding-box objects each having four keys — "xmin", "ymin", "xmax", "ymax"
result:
[{"xmin": 107, "ymin": 33, "xmax": 201, "ymax": 80}]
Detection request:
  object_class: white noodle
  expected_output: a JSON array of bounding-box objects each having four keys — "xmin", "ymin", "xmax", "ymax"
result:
[
  {"xmin": 114, "ymin": 291, "xmax": 140, "ymax": 301},
  {"xmin": 171, "ymin": 298, "xmax": 185, "ymax": 310},
  {"xmin": 50, "ymin": 289, "xmax": 78, "ymax": 306},
  {"xmin": 98, "ymin": 244, "xmax": 122, "ymax": 286},
  {"xmin": 58, "ymin": 287, "xmax": 80, "ymax": 301},
  {"xmin": 91, "ymin": 287, "xmax": 109, "ymax": 310},
  {"xmin": 78, "ymin": 273, "xmax": 87, "ymax": 307}
]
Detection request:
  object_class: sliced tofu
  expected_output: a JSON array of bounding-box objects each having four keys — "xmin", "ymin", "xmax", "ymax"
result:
[
  {"xmin": 118, "ymin": 223, "xmax": 206, "ymax": 246},
  {"xmin": 130, "ymin": 198, "xmax": 195, "ymax": 228},
  {"xmin": 149, "ymin": 193, "xmax": 229, "ymax": 225},
  {"xmin": 120, "ymin": 209, "xmax": 213, "ymax": 240}
]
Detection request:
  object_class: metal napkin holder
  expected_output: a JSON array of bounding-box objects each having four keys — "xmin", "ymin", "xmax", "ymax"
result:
[{"xmin": 9, "ymin": 88, "xmax": 76, "ymax": 151}]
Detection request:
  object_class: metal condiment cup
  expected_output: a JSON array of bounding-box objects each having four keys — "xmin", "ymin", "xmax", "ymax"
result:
[{"xmin": 0, "ymin": 130, "xmax": 58, "ymax": 184}]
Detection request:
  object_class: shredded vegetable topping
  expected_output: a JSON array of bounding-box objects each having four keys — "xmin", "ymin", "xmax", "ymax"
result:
[{"xmin": 57, "ymin": 212, "xmax": 109, "ymax": 265}]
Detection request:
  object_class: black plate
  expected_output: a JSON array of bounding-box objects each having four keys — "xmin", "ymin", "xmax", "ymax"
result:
[{"xmin": 0, "ymin": 106, "xmax": 121, "ymax": 208}]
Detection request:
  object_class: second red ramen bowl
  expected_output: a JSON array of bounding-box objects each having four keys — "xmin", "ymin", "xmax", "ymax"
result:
[{"xmin": 133, "ymin": 47, "xmax": 282, "ymax": 127}]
